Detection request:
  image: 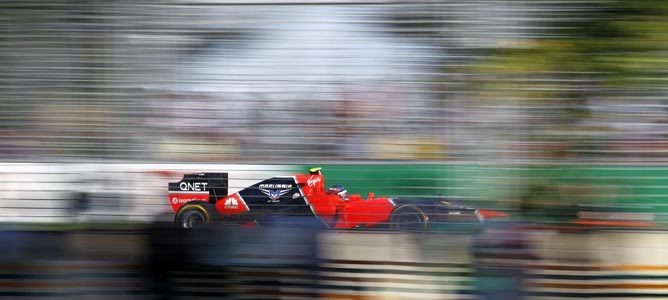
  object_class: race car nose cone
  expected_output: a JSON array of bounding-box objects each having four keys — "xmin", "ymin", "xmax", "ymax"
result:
[{"xmin": 478, "ymin": 209, "xmax": 508, "ymax": 219}]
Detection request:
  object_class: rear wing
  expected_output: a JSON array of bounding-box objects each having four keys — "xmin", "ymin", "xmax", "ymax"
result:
[{"xmin": 168, "ymin": 172, "xmax": 228, "ymax": 204}]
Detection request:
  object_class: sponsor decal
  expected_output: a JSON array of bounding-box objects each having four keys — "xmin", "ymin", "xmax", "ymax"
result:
[
  {"xmin": 448, "ymin": 211, "xmax": 461, "ymax": 216},
  {"xmin": 179, "ymin": 181, "xmax": 209, "ymax": 191},
  {"xmin": 224, "ymin": 197, "xmax": 239, "ymax": 209},
  {"xmin": 260, "ymin": 188, "xmax": 291, "ymax": 203},
  {"xmin": 258, "ymin": 183, "xmax": 292, "ymax": 189},
  {"xmin": 292, "ymin": 192, "xmax": 301, "ymax": 199},
  {"xmin": 171, "ymin": 197, "xmax": 199, "ymax": 204},
  {"xmin": 307, "ymin": 176, "xmax": 321, "ymax": 187}
]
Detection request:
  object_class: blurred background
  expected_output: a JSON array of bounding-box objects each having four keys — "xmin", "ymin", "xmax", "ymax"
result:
[{"xmin": 3, "ymin": 0, "xmax": 668, "ymax": 299}]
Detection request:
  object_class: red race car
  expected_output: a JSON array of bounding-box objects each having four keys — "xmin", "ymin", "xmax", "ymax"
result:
[{"xmin": 168, "ymin": 167, "xmax": 506, "ymax": 230}]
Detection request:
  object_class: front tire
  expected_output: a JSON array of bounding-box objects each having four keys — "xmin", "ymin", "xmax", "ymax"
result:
[
  {"xmin": 174, "ymin": 202, "xmax": 218, "ymax": 229},
  {"xmin": 390, "ymin": 205, "xmax": 428, "ymax": 231}
]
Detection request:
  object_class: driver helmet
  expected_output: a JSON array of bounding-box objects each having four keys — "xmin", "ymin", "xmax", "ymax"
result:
[
  {"xmin": 308, "ymin": 167, "xmax": 323, "ymax": 175},
  {"xmin": 326, "ymin": 184, "xmax": 348, "ymax": 200}
]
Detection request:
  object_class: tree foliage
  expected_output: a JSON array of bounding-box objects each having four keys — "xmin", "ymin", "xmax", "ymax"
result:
[{"xmin": 478, "ymin": 0, "xmax": 668, "ymax": 87}]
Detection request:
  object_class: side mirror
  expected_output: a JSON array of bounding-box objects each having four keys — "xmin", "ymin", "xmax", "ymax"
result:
[{"xmin": 367, "ymin": 192, "xmax": 374, "ymax": 200}]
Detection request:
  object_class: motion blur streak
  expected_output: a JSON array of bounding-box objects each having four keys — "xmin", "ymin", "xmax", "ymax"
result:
[
  {"xmin": 3, "ymin": 0, "xmax": 668, "ymax": 299},
  {"xmin": 4, "ymin": 228, "xmax": 668, "ymax": 299}
]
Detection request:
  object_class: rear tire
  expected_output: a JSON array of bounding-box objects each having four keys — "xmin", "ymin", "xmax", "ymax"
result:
[
  {"xmin": 174, "ymin": 202, "xmax": 218, "ymax": 229},
  {"xmin": 390, "ymin": 205, "xmax": 428, "ymax": 231}
]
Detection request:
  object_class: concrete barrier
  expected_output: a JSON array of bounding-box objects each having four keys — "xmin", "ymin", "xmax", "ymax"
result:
[{"xmin": 2, "ymin": 229, "xmax": 668, "ymax": 299}]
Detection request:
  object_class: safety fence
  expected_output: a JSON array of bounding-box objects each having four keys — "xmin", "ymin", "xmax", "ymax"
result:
[{"xmin": 2, "ymin": 0, "xmax": 666, "ymax": 163}]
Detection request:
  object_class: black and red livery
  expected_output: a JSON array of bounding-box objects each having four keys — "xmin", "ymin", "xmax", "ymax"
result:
[{"xmin": 168, "ymin": 168, "xmax": 506, "ymax": 229}]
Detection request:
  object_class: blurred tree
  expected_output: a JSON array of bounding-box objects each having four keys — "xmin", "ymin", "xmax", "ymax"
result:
[
  {"xmin": 481, "ymin": 0, "xmax": 668, "ymax": 85},
  {"xmin": 470, "ymin": 0, "xmax": 668, "ymax": 158},
  {"xmin": 460, "ymin": 0, "xmax": 668, "ymax": 222}
]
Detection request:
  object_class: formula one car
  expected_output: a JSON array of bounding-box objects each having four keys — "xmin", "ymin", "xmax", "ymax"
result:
[{"xmin": 168, "ymin": 167, "xmax": 506, "ymax": 230}]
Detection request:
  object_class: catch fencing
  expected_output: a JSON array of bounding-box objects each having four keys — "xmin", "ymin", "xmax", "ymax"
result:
[{"xmin": 2, "ymin": 0, "xmax": 655, "ymax": 163}]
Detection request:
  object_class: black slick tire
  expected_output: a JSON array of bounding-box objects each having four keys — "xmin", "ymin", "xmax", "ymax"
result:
[
  {"xmin": 390, "ymin": 205, "xmax": 428, "ymax": 231},
  {"xmin": 174, "ymin": 202, "xmax": 218, "ymax": 229}
]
